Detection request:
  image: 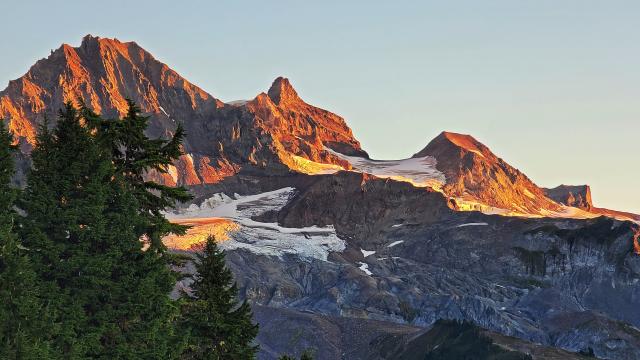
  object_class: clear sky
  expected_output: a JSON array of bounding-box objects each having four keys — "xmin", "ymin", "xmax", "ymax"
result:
[{"xmin": 2, "ymin": 1, "xmax": 639, "ymax": 213}]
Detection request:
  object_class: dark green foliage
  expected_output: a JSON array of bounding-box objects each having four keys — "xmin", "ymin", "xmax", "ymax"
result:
[
  {"xmin": 278, "ymin": 349, "xmax": 314, "ymax": 360},
  {"xmin": 80, "ymin": 100, "xmax": 191, "ymax": 251},
  {"xmin": 18, "ymin": 104, "xmax": 185, "ymax": 358},
  {"xmin": 0, "ymin": 121, "xmax": 54, "ymax": 358},
  {"xmin": 8, "ymin": 101, "xmax": 260, "ymax": 359},
  {"xmin": 180, "ymin": 236, "xmax": 259, "ymax": 359},
  {"xmin": 423, "ymin": 320, "xmax": 532, "ymax": 360}
]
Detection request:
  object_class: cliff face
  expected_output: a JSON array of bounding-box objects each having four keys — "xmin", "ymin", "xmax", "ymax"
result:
[
  {"xmin": 413, "ymin": 131, "xmax": 562, "ymax": 215},
  {"xmin": 218, "ymin": 174, "xmax": 640, "ymax": 359},
  {"xmin": 264, "ymin": 77, "xmax": 366, "ymax": 158},
  {"xmin": 0, "ymin": 36, "xmax": 365, "ymax": 185},
  {"xmin": 543, "ymin": 185, "xmax": 593, "ymax": 210},
  {"xmin": 0, "ymin": 35, "xmax": 223, "ymax": 149}
]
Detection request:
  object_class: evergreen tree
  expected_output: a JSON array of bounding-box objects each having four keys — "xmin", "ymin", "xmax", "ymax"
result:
[
  {"xmin": 0, "ymin": 121, "xmax": 54, "ymax": 359},
  {"xmin": 181, "ymin": 236, "xmax": 259, "ymax": 359},
  {"xmin": 278, "ymin": 350, "xmax": 314, "ymax": 360},
  {"xmin": 80, "ymin": 100, "xmax": 191, "ymax": 251},
  {"xmin": 19, "ymin": 104, "xmax": 183, "ymax": 358}
]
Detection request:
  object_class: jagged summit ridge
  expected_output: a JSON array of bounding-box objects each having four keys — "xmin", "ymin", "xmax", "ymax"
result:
[
  {"xmin": 2, "ymin": 35, "xmax": 637, "ymax": 221},
  {"xmin": 267, "ymin": 77, "xmax": 301, "ymax": 106},
  {"xmin": 414, "ymin": 131, "xmax": 562, "ymax": 215},
  {"xmin": 0, "ymin": 34, "xmax": 222, "ymax": 147},
  {"xmin": 0, "ymin": 36, "xmax": 367, "ymax": 185}
]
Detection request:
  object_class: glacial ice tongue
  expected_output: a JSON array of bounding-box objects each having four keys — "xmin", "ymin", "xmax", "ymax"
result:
[{"xmin": 165, "ymin": 188, "xmax": 346, "ymax": 261}]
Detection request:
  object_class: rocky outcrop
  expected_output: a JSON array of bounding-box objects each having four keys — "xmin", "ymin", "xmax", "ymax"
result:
[
  {"xmin": 413, "ymin": 131, "xmax": 562, "ymax": 215},
  {"xmin": 253, "ymin": 308, "xmax": 589, "ymax": 360},
  {"xmin": 0, "ymin": 36, "xmax": 366, "ymax": 186},
  {"xmin": 278, "ymin": 171, "xmax": 453, "ymax": 242},
  {"xmin": 543, "ymin": 185, "xmax": 593, "ymax": 210},
  {"xmin": 0, "ymin": 35, "xmax": 223, "ymax": 148},
  {"xmin": 218, "ymin": 174, "xmax": 640, "ymax": 359}
]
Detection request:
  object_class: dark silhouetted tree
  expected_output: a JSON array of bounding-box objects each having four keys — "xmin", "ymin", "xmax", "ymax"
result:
[
  {"xmin": 181, "ymin": 236, "xmax": 259, "ymax": 359},
  {"xmin": 0, "ymin": 120, "xmax": 54, "ymax": 358},
  {"xmin": 19, "ymin": 104, "xmax": 186, "ymax": 358}
]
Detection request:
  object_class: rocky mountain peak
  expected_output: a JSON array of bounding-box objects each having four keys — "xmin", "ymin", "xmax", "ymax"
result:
[
  {"xmin": 267, "ymin": 76, "xmax": 301, "ymax": 106},
  {"xmin": 414, "ymin": 131, "xmax": 561, "ymax": 215},
  {"xmin": 0, "ymin": 35, "xmax": 223, "ymax": 146},
  {"xmin": 414, "ymin": 131, "xmax": 492, "ymax": 160},
  {"xmin": 1, "ymin": 36, "xmax": 369, "ymax": 186},
  {"xmin": 440, "ymin": 131, "xmax": 491, "ymax": 156}
]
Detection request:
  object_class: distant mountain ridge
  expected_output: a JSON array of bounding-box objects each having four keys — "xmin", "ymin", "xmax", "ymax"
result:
[{"xmin": 1, "ymin": 35, "xmax": 637, "ymax": 221}]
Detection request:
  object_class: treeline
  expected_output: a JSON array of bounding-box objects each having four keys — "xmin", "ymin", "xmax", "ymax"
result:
[{"xmin": 0, "ymin": 103, "xmax": 258, "ymax": 359}]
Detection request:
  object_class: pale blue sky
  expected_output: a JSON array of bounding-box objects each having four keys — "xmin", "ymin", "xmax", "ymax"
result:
[{"xmin": 1, "ymin": 1, "xmax": 639, "ymax": 212}]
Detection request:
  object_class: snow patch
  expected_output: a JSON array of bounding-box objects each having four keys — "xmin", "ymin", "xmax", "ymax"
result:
[
  {"xmin": 455, "ymin": 222, "xmax": 489, "ymax": 228},
  {"xmin": 325, "ymin": 148, "xmax": 445, "ymax": 189},
  {"xmin": 387, "ymin": 240, "xmax": 404, "ymax": 248},
  {"xmin": 391, "ymin": 224, "xmax": 404, "ymax": 228},
  {"xmin": 166, "ymin": 188, "xmax": 345, "ymax": 260},
  {"xmin": 159, "ymin": 106, "xmax": 170, "ymax": 117},
  {"xmin": 227, "ymin": 99, "xmax": 249, "ymax": 106},
  {"xmin": 360, "ymin": 248, "xmax": 376, "ymax": 258},
  {"xmin": 289, "ymin": 154, "xmax": 345, "ymax": 175},
  {"xmin": 357, "ymin": 262, "xmax": 372, "ymax": 275}
]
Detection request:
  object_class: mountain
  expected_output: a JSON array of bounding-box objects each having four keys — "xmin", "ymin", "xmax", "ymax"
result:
[
  {"xmin": 412, "ymin": 131, "xmax": 563, "ymax": 216},
  {"xmin": 2, "ymin": 35, "xmax": 634, "ymax": 222},
  {"xmin": 4, "ymin": 35, "xmax": 640, "ymax": 359},
  {"xmin": 172, "ymin": 172, "xmax": 640, "ymax": 359},
  {"xmin": 0, "ymin": 35, "xmax": 223, "ymax": 150},
  {"xmin": 0, "ymin": 35, "xmax": 365, "ymax": 186}
]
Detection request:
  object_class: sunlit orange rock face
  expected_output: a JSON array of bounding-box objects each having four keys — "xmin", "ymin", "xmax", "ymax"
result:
[
  {"xmin": 244, "ymin": 77, "xmax": 367, "ymax": 171},
  {"xmin": 0, "ymin": 35, "xmax": 222, "ymax": 141},
  {"xmin": 0, "ymin": 36, "xmax": 365, "ymax": 185},
  {"xmin": 0, "ymin": 35, "xmax": 234, "ymax": 185},
  {"xmin": 413, "ymin": 131, "xmax": 562, "ymax": 215},
  {"xmin": 543, "ymin": 185, "xmax": 593, "ymax": 210}
]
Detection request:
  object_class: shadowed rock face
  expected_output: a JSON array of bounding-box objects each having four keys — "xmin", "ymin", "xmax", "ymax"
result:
[
  {"xmin": 278, "ymin": 171, "xmax": 453, "ymax": 241},
  {"xmin": 543, "ymin": 185, "xmax": 593, "ymax": 210},
  {"xmin": 214, "ymin": 173, "xmax": 640, "ymax": 359},
  {"xmin": 253, "ymin": 308, "xmax": 589, "ymax": 360},
  {"xmin": 413, "ymin": 131, "xmax": 562, "ymax": 215},
  {"xmin": 0, "ymin": 36, "xmax": 365, "ymax": 186}
]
